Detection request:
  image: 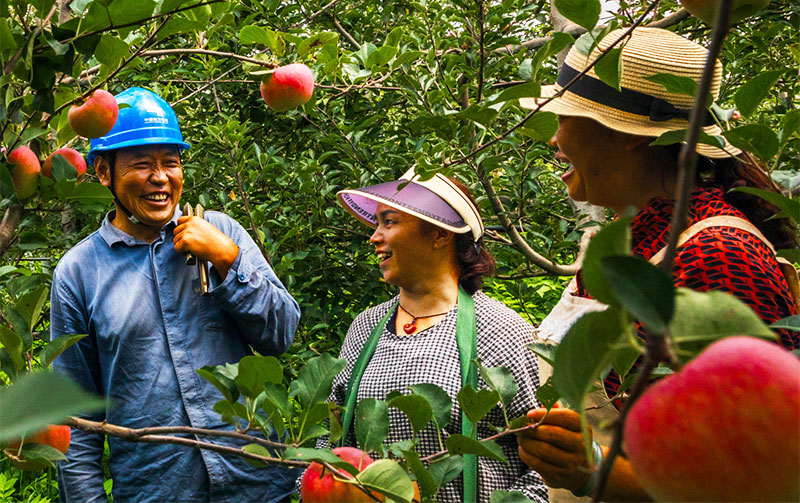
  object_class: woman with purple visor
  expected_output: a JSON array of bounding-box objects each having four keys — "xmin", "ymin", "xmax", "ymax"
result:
[{"xmin": 314, "ymin": 168, "xmax": 549, "ymax": 502}]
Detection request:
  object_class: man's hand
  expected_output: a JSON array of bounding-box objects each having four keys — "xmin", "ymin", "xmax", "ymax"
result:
[
  {"xmin": 517, "ymin": 407, "xmax": 594, "ymax": 491},
  {"xmin": 174, "ymin": 216, "xmax": 239, "ymax": 280}
]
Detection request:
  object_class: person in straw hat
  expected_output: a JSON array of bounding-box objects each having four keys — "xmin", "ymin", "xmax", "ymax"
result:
[
  {"xmin": 306, "ymin": 169, "xmax": 549, "ymax": 502},
  {"xmin": 515, "ymin": 27, "xmax": 798, "ymax": 500}
]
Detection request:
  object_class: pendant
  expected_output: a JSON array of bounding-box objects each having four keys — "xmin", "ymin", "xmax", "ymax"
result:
[{"xmin": 403, "ymin": 320, "xmax": 416, "ymax": 334}]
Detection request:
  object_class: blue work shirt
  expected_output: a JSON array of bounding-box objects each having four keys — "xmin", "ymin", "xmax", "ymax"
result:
[{"xmin": 51, "ymin": 209, "xmax": 300, "ymax": 502}]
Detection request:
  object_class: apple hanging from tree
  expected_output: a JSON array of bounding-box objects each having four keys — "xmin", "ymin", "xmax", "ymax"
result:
[
  {"xmin": 260, "ymin": 63, "xmax": 315, "ymax": 112},
  {"xmin": 68, "ymin": 89, "xmax": 119, "ymax": 139},
  {"xmin": 301, "ymin": 447, "xmax": 378, "ymax": 502},
  {"xmin": 43, "ymin": 148, "xmax": 87, "ymax": 181},
  {"xmin": 7, "ymin": 145, "xmax": 41, "ymax": 199},
  {"xmin": 624, "ymin": 336, "xmax": 800, "ymax": 501},
  {"xmin": 3, "ymin": 424, "xmax": 71, "ymax": 471},
  {"xmin": 680, "ymin": 0, "xmax": 770, "ymax": 25}
]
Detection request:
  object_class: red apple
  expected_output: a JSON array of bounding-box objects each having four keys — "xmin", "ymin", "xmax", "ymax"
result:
[
  {"xmin": 624, "ymin": 336, "xmax": 800, "ymax": 501},
  {"xmin": 4, "ymin": 424, "xmax": 71, "ymax": 471},
  {"xmin": 42, "ymin": 148, "xmax": 87, "ymax": 181},
  {"xmin": 301, "ymin": 446, "xmax": 378, "ymax": 502},
  {"xmin": 8, "ymin": 146, "xmax": 40, "ymax": 199},
  {"xmin": 68, "ymin": 89, "xmax": 119, "ymax": 139},
  {"xmin": 260, "ymin": 63, "xmax": 315, "ymax": 112},
  {"xmin": 680, "ymin": 0, "xmax": 770, "ymax": 25}
]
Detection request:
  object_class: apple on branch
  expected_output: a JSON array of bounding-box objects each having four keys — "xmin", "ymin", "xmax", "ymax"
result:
[
  {"xmin": 3, "ymin": 424, "xmax": 71, "ymax": 471},
  {"xmin": 43, "ymin": 148, "xmax": 87, "ymax": 181},
  {"xmin": 7, "ymin": 145, "xmax": 41, "ymax": 200},
  {"xmin": 680, "ymin": 0, "xmax": 769, "ymax": 25},
  {"xmin": 260, "ymin": 63, "xmax": 315, "ymax": 112},
  {"xmin": 68, "ymin": 89, "xmax": 119, "ymax": 139},
  {"xmin": 624, "ymin": 336, "xmax": 800, "ymax": 501}
]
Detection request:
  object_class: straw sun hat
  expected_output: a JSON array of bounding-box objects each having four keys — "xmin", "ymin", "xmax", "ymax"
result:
[
  {"xmin": 337, "ymin": 168, "xmax": 485, "ymax": 242},
  {"xmin": 520, "ymin": 27, "xmax": 740, "ymax": 159}
]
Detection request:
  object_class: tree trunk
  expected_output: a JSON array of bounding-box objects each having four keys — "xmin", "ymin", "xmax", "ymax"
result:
[{"xmin": 0, "ymin": 205, "xmax": 23, "ymax": 258}]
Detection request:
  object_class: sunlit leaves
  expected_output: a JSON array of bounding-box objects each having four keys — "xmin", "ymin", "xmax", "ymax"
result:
[{"xmin": 733, "ymin": 70, "xmax": 784, "ymax": 118}]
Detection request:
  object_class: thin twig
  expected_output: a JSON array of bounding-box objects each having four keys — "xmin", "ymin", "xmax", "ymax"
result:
[
  {"xmin": 66, "ymin": 416, "xmax": 309, "ymax": 468},
  {"xmin": 592, "ymin": 1, "xmax": 734, "ymax": 500}
]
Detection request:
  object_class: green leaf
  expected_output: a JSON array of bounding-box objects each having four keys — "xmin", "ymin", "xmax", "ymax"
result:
[
  {"xmin": 669, "ymin": 288, "xmax": 776, "ymax": 358},
  {"xmin": 529, "ymin": 32, "xmax": 574, "ymax": 82},
  {"xmin": 14, "ymin": 285, "xmax": 49, "ymax": 333},
  {"xmin": 108, "ymin": 0, "xmax": 156, "ymax": 26},
  {"xmin": 283, "ymin": 447, "xmax": 359, "ymax": 476},
  {"xmin": 778, "ymin": 249, "xmax": 800, "ymax": 262},
  {"xmin": 488, "ymin": 82, "xmax": 541, "ymax": 105},
  {"xmin": 0, "ymin": 326, "xmax": 24, "ymax": 372},
  {"xmin": 42, "ymin": 334, "xmax": 87, "ymax": 368},
  {"xmin": 289, "ymin": 353, "xmax": 346, "ymax": 408},
  {"xmin": 94, "ymin": 34, "xmax": 129, "ymax": 68},
  {"xmin": 778, "ymin": 109, "xmax": 800, "ymax": 145},
  {"xmin": 490, "ymin": 490, "xmax": 536, "ymax": 503},
  {"xmin": 240, "ymin": 25, "xmax": 284, "ymax": 55},
  {"xmin": 50, "ymin": 154, "xmax": 78, "ymax": 182},
  {"xmin": 456, "ymin": 105, "xmax": 499, "ymax": 127},
  {"xmin": 553, "ymin": 308, "xmax": 625, "ymax": 409},
  {"xmin": 478, "ymin": 364, "xmax": 518, "ymax": 406},
  {"xmin": 241, "ymin": 443, "xmax": 271, "ymax": 467},
  {"xmin": 393, "ymin": 50, "xmax": 423, "ymax": 68},
  {"xmin": 649, "ymin": 129, "xmax": 726, "ymax": 149},
  {"xmin": 0, "ymin": 18, "xmax": 16, "ymax": 56},
  {"xmin": 158, "ymin": 0, "xmax": 192, "ymax": 14},
  {"xmin": 729, "ymin": 187, "xmax": 799, "ymax": 223},
  {"xmin": 235, "ymin": 355, "xmax": 282, "ymax": 399},
  {"xmin": 581, "ymin": 219, "xmax": 631, "ymax": 306},
  {"xmin": 368, "ymin": 45, "xmax": 397, "ymax": 68},
  {"xmin": 457, "ymin": 384, "xmax": 499, "ymax": 425},
  {"xmin": 408, "ymin": 383, "xmax": 452, "ymax": 429},
  {"xmin": 328, "ymin": 402, "xmax": 343, "ymax": 445},
  {"xmin": 197, "ymin": 365, "xmax": 239, "ymax": 402},
  {"xmin": 594, "ymin": 48, "xmax": 622, "ymax": 91},
  {"xmin": 733, "ymin": 70, "xmax": 784, "ymax": 118},
  {"xmin": 526, "ymin": 342, "xmax": 556, "ymax": 367},
  {"xmin": 401, "ymin": 449, "xmax": 437, "ymax": 498},
  {"xmin": 15, "ymin": 443, "xmax": 68, "ymax": 467},
  {"xmin": 722, "ymin": 125, "xmax": 779, "ymax": 164},
  {"xmin": 428, "ymin": 455, "xmax": 463, "ymax": 488},
  {"xmin": 520, "ymin": 111, "xmax": 558, "ymax": 142},
  {"xmin": 599, "ymin": 255, "xmax": 675, "ymax": 333},
  {"xmin": 356, "ymin": 459, "xmax": 416, "ymax": 503},
  {"xmin": 65, "ymin": 182, "xmax": 113, "ymax": 205},
  {"xmin": 644, "ymin": 73, "xmax": 698, "ymax": 97},
  {"xmin": 355, "ymin": 398, "xmax": 389, "ymax": 455},
  {"xmin": 445, "ymin": 434, "xmax": 508, "ymax": 464},
  {"xmin": 554, "ymin": 0, "xmax": 600, "ymax": 31},
  {"xmin": 4, "ymin": 307, "xmax": 31, "ymax": 352},
  {"xmin": 771, "ymin": 315, "xmax": 800, "ymax": 331},
  {"xmin": 534, "ymin": 377, "xmax": 560, "ymax": 409},
  {"xmin": 388, "ymin": 393, "xmax": 432, "ymax": 433},
  {"xmin": 0, "ymin": 372, "xmax": 105, "ymax": 444}
]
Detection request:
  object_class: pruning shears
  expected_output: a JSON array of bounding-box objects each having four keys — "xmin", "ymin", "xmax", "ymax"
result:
[{"xmin": 183, "ymin": 202, "xmax": 209, "ymax": 295}]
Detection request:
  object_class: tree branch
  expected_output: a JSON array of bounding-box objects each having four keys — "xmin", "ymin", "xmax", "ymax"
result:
[
  {"xmin": 66, "ymin": 416, "xmax": 309, "ymax": 469},
  {"xmin": 0, "ymin": 205, "xmax": 23, "ymax": 259},
  {"xmin": 330, "ymin": 16, "xmax": 360, "ymax": 50},
  {"xmin": 141, "ymin": 48, "xmax": 276, "ymax": 68},
  {"xmin": 2, "ymin": 2, "xmax": 59, "ymax": 75}
]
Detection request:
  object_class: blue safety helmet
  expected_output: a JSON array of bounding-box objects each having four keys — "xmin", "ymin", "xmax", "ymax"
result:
[{"xmin": 87, "ymin": 87, "xmax": 190, "ymax": 167}]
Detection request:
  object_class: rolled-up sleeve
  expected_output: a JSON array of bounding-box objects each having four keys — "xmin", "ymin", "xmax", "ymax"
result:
[
  {"xmin": 207, "ymin": 216, "xmax": 300, "ymax": 356},
  {"xmin": 50, "ymin": 273, "xmax": 108, "ymax": 503}
]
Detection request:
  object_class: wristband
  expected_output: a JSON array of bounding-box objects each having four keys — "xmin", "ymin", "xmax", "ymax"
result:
[{"xmin": 572, "ymin": 441, "xmax": 604, "ymax": 497}]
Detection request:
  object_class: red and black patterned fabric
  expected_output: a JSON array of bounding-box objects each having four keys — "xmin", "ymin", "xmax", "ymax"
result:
[{"xmin": 574, "ymin": 185, "xmax": 798, "ymax": 402}]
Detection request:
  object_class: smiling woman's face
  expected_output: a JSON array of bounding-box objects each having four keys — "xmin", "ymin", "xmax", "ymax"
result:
[{"xmin": 368, "ymin": 203, "xmax": 440, "ymax": 289}]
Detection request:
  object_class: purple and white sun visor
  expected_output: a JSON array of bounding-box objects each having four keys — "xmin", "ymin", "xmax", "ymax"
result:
[{"xmin": 337, "ymin": 168, "xmax": 484, "ymax": 241}]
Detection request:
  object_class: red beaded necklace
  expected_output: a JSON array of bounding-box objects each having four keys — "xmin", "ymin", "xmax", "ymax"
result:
[{"xmin": 398, "ymin": 304, "xmax": 451, "ymax": 334}]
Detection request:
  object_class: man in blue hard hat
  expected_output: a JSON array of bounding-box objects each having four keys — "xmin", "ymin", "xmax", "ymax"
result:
[{"xmin": 50, "ymin": 87, "xmax": 300, "ymax": 502}]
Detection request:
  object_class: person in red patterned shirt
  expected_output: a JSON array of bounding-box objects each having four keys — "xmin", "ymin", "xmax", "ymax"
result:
[{"xmin": 515, "ymin": 27, "xmax": 798, "ymax": 501}]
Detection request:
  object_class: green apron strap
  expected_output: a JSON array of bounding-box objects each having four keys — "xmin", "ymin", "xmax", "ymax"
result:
[
  {"xmin": 339, "ymin": 302, "xmax": 397, "ymax": 447},
  {"xmin": 455, "ymin": 287, "xmax": 478, "ymax": 503},
  {"xmin": 340, "ymin": 288, "xmax": 478, "ymax": 502}
]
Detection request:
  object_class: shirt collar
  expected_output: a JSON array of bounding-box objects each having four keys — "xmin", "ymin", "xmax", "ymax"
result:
[{"xmin": 99, "ymin": 207, "xmax": 182, "ymax": 247}]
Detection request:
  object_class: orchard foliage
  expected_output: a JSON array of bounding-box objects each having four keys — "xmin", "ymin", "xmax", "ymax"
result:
[{"xmin": 0, "ymin": 0, "xmax": 798, "ymax": 500}]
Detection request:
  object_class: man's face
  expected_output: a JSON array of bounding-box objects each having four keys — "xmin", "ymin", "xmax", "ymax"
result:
[{"xmin": 99, "ymin": 145, "xmax": 183, "ymax": 229}]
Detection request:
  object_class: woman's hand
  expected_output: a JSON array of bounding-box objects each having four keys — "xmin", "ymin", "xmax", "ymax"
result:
[
  {"xmin": 517, "ymin": 407, "xmax": 594, "ymax": 492},
  {"xmin": 174, "ymin": 216, "xmax": 239, "ymax": 280}
]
